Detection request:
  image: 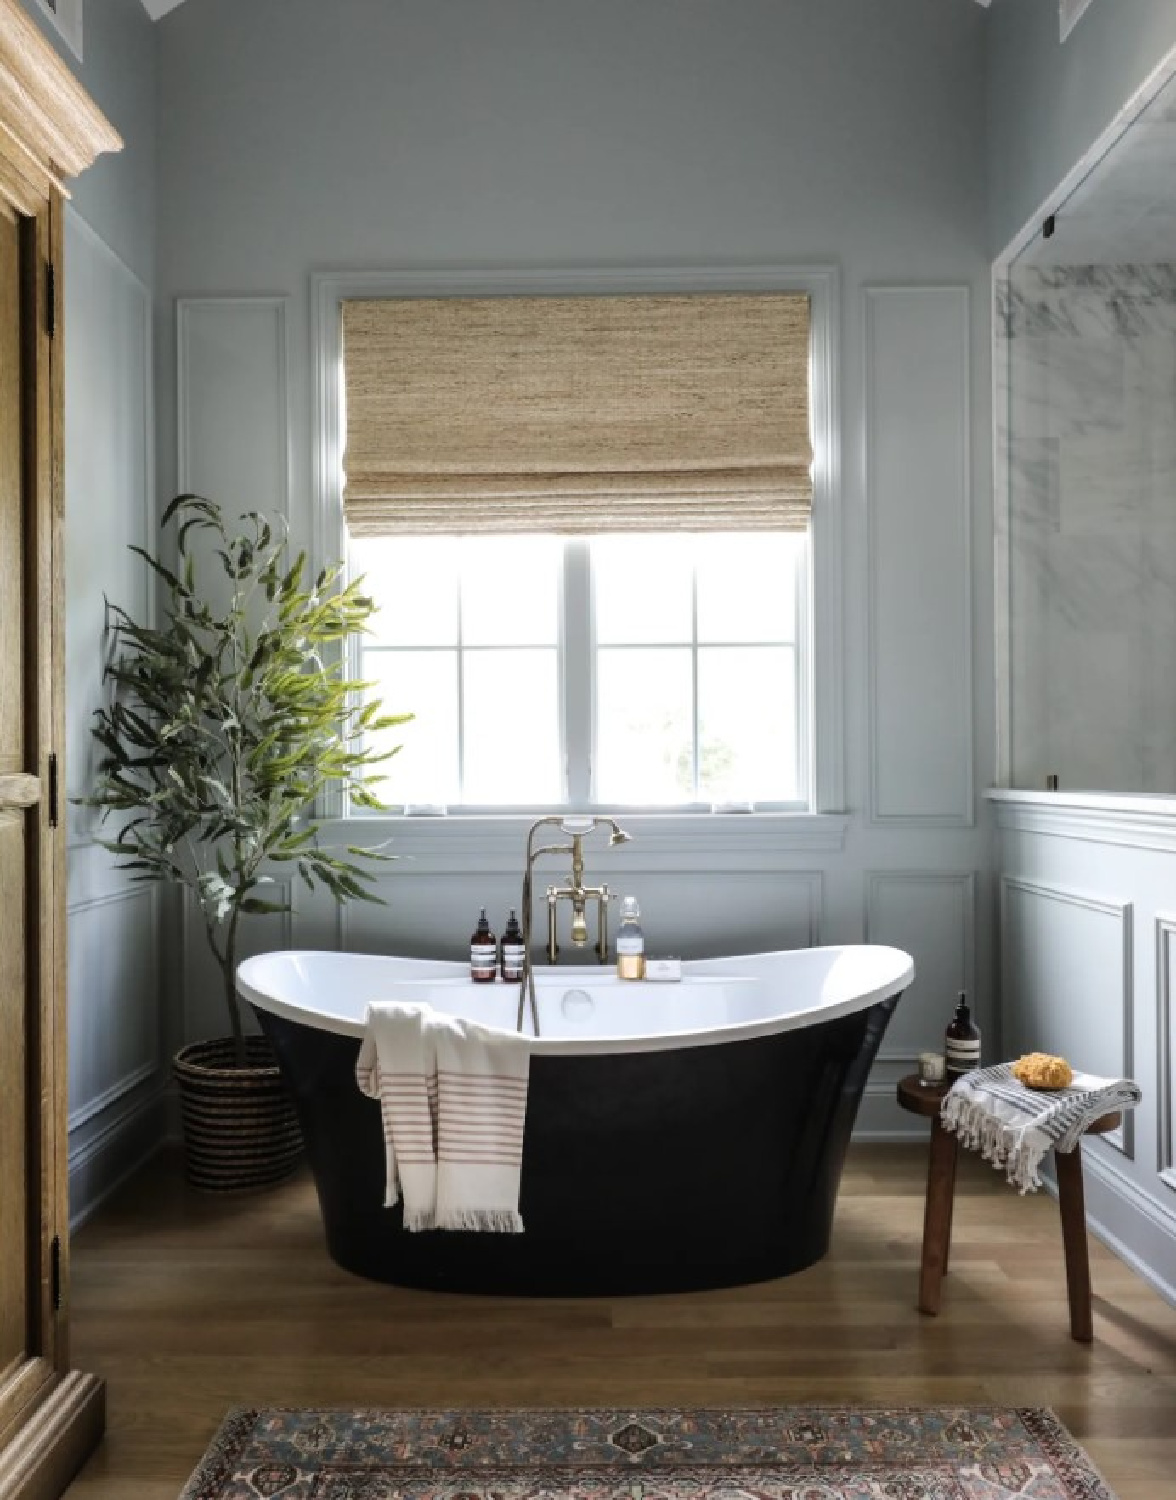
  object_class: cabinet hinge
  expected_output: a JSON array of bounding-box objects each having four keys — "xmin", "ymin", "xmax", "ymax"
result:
[
  {"xmin": 50, "ymin": 1235, "xmax": 61, "ymax": 1311},
  {"xmin": 47, "ymin": 752, "xmax": 59, "ymax": 828},
  {"xmin": 46, "ymin": 261, "xmax": 56, "ymax": 338}
]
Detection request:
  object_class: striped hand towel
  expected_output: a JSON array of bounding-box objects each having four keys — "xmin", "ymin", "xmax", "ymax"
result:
[
  {"xmin": 355, "ymin": 1002, "xmax": 531, "ymax": 1233},
  {"xmin": 940, "ymin": 1062, "xmax": 1142, "ymax": 1193}
]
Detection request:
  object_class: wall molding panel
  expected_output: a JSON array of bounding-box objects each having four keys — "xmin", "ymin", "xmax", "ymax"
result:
[
  {"xmin": 176, "ymin": 295, "xmax": 291, "ymax": 520},
  {"xmin": 865, "ymin": 285, "xmax": 974, "ymax": 827},
  {"xmin": 1157, "ymin": 913, "xmax": 1176, "ymax": 1193},
  {"xmin": 1000, "ymin": 876, "xmax": 1135, "ymax": 1159},
  {"xmin": 64, "ymin": 209, "xmax": 163, "ymax": 1225}
]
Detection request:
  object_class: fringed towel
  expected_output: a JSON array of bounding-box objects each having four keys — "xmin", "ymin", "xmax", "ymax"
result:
[
  {"xmin": 355, "ymin": 1002, "xmax": 531, "ymax": 1232},
  {"xmin": 940, "ymin": 1063, "xmax": 1142, "ymax": 1193}
]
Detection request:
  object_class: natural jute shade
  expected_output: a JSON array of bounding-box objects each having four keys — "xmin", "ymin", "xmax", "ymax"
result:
[{"xmin": 341, "ymin": 292, "xmax": 812, "ymax": 535}]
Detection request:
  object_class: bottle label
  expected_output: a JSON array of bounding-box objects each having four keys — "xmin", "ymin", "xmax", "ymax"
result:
[
  {"xmin": 616, "ymin": 935, "xmax": 644, "ymax": 955},
  {"xmin": 501, "ymin": 943, "xmax": 526, "ymax": 978},
  {"xmin": 470, "ymin": 945, "xmax": 497, "ymax": 973},
  {"xmin": 945, "ymin": 1036, "xmax": 981, "ymax": 1073}
]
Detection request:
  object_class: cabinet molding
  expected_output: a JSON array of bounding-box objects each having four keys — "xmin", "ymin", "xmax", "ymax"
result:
[{"xmin": 0, "ymin": 0, "xmax": 119, "ymax": 218}]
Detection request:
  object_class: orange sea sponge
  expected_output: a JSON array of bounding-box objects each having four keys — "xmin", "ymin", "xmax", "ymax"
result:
[{"xmin": 1012, "ymin": 1052, "xmax": 1074, "ymax": 1090}]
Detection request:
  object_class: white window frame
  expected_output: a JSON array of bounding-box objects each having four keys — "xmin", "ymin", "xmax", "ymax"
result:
[{"xmin": 312, "ymin": 265, "xmax": 845, "ymax": 830}]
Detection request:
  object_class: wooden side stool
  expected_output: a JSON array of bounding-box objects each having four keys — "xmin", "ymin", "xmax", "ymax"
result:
[{"xmin": 896, "ymin": 1074, "xmax": 1121, "ymax": 1343}]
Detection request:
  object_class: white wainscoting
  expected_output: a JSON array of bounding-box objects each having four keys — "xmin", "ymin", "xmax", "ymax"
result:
[
  {"xmin": 993, "ymin": 792, "xmax": 1176, "ymax": 1307},
  {"xmin": 68, "ymin": 886, "xmax": 161, "ymax": 1133},
  {"xmin": 1000, "ymin": 874, "xmax": 1134, "ymax": 1158},
  {"xmin": 338, "ymin": 867, "xmax": 824, "ymax": 963},
  {"xmin": 64, "ymin": 209, "xmax": 163, "ymax": 1225},
  {"xmin": 865, "ymin": 285, "xmax": 973, "ymax": 827},
  {"xmin": 1156, "ymin": 913, "xmax": 1176, "ymax": 1194}
]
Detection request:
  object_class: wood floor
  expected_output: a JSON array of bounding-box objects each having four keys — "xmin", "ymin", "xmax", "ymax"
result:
[{"xmin": 63, "ymin": 1143, "xmax": 1176, "ymax": 1500}]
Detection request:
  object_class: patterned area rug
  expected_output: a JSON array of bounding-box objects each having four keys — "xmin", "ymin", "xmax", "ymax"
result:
[{"xmin": 180, "ymin": 1406, "xmax": 1117, "ymax": 1500}]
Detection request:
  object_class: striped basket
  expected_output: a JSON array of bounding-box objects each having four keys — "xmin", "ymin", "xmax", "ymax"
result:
[{"xmin": 173, "ymin": 1036, "xmax": 303, "ymax": 1192}]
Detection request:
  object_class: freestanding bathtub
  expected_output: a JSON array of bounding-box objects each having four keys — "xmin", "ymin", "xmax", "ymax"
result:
[{"xmin": 237, "ymin": 945, "xmax": 913, "ymax": 1295}]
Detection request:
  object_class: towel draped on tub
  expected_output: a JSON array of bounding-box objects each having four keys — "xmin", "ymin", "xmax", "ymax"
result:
[{"xmin": 355, "ymin": 1002, "xmax": 532, "ymax": 1232}]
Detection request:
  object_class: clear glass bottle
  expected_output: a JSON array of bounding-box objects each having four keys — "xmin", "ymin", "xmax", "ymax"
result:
[
  {"xmin": 616, "ymin": 895, "xmax": 646, "ymax": 981},
  {"xmin": 944, "ymin": 991, "xmax": 981, "ymax": 1078},
  {"xmin": 470, "ymin": 908, "xmax": 497, "ymax": 983},
  {"xmin": 500, "ymin": 910, "xmax": 525, "ymax": 982}
]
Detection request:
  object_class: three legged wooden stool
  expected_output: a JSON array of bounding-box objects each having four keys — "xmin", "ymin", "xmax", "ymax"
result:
[{"xmin": 896, "ymin": 1074, "xmax": 1121, "ymax": 1343}]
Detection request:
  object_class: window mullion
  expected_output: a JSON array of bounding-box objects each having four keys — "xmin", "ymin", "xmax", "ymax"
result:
[{"xmin": 563, "ymin": 539, "xmax": 592, "ymax": 805}]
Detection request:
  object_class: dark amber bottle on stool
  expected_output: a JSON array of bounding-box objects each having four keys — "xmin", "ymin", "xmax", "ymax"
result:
[{"xmin": 944, "ymin": 991, "xmax": 981, "ymax": 1079}]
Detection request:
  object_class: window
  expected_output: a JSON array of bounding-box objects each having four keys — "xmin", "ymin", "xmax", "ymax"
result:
[
  {"xmin": 351, "ymin": 530, "xmax": 809, "ymax": 810},
  {"xmin": 322, "ymin": 274, "xmax": 837, "ymax": 815}
]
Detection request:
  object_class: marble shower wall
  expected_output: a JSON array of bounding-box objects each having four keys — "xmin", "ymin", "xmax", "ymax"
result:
[{"xmin": 1004, "ymin": 263, "xmax": 1176, "ymax": 792}]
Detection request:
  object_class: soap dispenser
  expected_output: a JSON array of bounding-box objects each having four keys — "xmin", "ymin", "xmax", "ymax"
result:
[
  {"xmin": 616, "ymin": 896, "xmax": 646, "ymax": 981},
  {"xmin": 470, "ymin": 909, "xmax": 497, "ymax": 983},
  {"xmin": 944, "ymin": 991, "xmax": 981, "ymax": 1078},
  {"xmin": 500, "ymin": 910, "xmax": 525, "ymax": 983}
]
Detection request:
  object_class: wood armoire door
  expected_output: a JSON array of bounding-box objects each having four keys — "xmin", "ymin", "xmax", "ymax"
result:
[
  {"xmin": 0, "ymin": 3, "xmax": 119, "ymax": 1493},
  {"xmin": 0, "ymin": 183, "xmax": 31, "ymax": 1393},
  {"xmin": 0, "ymin": 194, "xmax": 32, "ymax": 1416},
  {"xmin": 0, "ymin": 196, "xmax": 104, "ymax": 1500}
]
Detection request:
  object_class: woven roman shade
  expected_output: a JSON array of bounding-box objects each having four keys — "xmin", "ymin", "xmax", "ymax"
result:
[{"xmin": 341, "ymin": 292, "xmax": 812, "ymax": 536}]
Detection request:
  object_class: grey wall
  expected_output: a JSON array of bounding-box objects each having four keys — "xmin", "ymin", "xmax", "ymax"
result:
[
  {"xmin": 155, "ymin": 0, "xmax": 995, "ymax": 1139},
  {"xmin": 19, "ymin": 0, "xmax": 165, "ymax": 1222},
  {"xmin": 988, "ymin": 0, "xmax": 1176, "ymax": 252},
  {"xmin": 23, "ymin": 0, "xmax": 156, "ymax": 284}
]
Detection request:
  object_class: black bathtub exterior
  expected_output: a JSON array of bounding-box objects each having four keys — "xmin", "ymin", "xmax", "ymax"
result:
[{"xmin": 256, "ymin": 994, "xmax": 900, "ymax": 1295}]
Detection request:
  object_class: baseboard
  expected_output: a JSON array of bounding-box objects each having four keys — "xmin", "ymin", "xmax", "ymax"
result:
[
  {"xmin": 0, "ymin": 1371, "xmax": 105, "ymax": 1500},
  {"xmin": 68, "ymin": 1085, "xmax": 170, "ymax": 1230}
]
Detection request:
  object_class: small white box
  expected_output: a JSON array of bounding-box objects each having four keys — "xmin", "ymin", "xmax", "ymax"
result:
[{"xmin": 644, "ymin": 957, "xmax": 682, "ymax": 982}]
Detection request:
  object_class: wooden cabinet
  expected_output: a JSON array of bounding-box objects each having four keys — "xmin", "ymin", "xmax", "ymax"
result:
[{"xmin": 0, "ymin": 4, "xmax": 120, "ymax": 1497}]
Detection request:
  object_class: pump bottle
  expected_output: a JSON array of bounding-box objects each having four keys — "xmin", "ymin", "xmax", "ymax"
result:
[
  {"xmin": 470, "ymin": 909, "xmax": 497, "ymax": 983},
  {"xmin": 616, "ymin": 896, "xmax": 646, "ymax": 981}
]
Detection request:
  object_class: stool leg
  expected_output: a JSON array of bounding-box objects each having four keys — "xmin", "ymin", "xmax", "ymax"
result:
[
  {"xmin": 918, "ymin": 1117, "xmax": 958, "ymax": 1315},
  {"xmin": 1055, "ymin": 1143, "xmax": 1093, "ymax": 1343}
]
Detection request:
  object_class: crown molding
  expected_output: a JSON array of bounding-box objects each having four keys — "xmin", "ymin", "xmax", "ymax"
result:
[{"xmin": 0, "ymin": 0, "xmax": 120, "ymax": 216}]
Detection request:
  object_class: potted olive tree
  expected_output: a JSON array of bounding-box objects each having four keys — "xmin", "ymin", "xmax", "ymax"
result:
[{"xmin": 86, "ymin": 493, "xmax": 408, "ymax": 1190}]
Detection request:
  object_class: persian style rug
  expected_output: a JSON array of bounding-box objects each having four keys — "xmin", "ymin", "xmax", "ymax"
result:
[{"xmin": 180, "ymin": 1406, "xmax": 1117, "ymax": 1500}]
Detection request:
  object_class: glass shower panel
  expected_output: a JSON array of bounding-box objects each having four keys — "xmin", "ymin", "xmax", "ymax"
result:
[{"xmin": 1005, "ymin": 69, "xmax": 1176, "ymax": 793}]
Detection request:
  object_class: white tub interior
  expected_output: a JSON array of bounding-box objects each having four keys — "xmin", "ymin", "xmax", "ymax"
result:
[{"xmin": 237, "ymin": 946, "xmax": 914, "ymax": 1056}]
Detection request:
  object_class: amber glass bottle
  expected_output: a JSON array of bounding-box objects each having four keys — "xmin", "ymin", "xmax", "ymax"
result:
[
  {"xmin": 500, "ymin": 910, "xmax": 525, "ymax": 982},
  {"xmin": 470, "ymin": 909, "xmax": 497, "ymax": 983},
  {"xmin": 944, "ymin": 992, "xmax": 981, "ymax": 1078}
]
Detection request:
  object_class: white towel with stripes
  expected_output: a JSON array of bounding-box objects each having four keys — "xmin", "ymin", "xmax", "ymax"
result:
[
  {"xmin": 355, "ymin": 1002, "xmax": 531, "ymax": 1233},
  {"xmin": 940, "ymin": 1063, "xmax": 1142, "ymax": 1194}
]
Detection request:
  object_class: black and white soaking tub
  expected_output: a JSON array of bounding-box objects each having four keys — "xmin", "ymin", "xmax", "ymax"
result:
[{"xmin": 237, "ymin": 944, "xmax": 913, "ymax": 1295}]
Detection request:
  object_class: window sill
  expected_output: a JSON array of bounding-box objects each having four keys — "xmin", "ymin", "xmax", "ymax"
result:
[{"xmin": 321, "ymin": 811, "xmax": 849, "ymax": 874}]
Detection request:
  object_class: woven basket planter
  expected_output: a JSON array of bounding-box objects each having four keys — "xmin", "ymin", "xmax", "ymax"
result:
[{"xmin": 173, "ymin": 1036, "xmax": 303, "ymax": 1192}]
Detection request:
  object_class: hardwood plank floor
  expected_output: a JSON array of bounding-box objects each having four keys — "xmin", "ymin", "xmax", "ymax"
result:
[{"xmin": 63, "ymin": 1144, "xmax": 1176, "ymax": 1499}]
